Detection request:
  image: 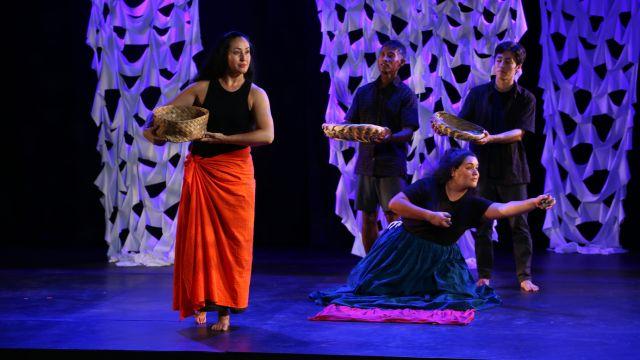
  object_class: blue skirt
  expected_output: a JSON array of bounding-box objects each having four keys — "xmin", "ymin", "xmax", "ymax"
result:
[{"xmin": 310, "ymin": 225, "xmax": 500, "ymax": 310}]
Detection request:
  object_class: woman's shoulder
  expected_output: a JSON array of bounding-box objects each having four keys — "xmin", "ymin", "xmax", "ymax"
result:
[
  {"xmin": 249, "ymin": 83, "xmax": 269, "ymax": 100},
  {"xmin": 249, "ymin": 83, "xmax": 266, "ymax": 94},
  {"xmin": 418, "ymin": 176, "xmax": 438, "ymax": 186},
  {"xmin": 186, "ymin": 80, "xmax": 209, "ymax": 88},
  {"xmin": 408, "ymin": 176, "xmax": 438, "ymax": 191},
  {"xmin": 185, "ymin": 80, "xmax": 210, "ymax": 94},
  {"xmin": 463, "ymin": 192, "xmax": 492, "ymax": 207},
  {"xmin": 184, "ymin": 81, "xmax": 211, "ymax": 105}
]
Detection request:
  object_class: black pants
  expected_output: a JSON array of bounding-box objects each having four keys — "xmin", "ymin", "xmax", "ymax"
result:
[{"xmin": 474, "ymin": 181, "xmax": 533, "ymax": 282}]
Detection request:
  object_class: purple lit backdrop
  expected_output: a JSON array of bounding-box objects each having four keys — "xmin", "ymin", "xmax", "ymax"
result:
[
  {"xmin": 3, "ymin": 1, "xmax": 639, "ymax": 269},
  {"xmin": 316, "ymin": 0, "xmax": 527, "ymax": 259},
  {"xmin": 539, "ymin": 0, "xmax": 638, "ymax": 253},
  {"xmin": 317, "ymin": 0, "xmax": 637, "ymax": 257},
  {"xmin": 87, "ymin": 0, "xmax": 202, "ymax": 266}
]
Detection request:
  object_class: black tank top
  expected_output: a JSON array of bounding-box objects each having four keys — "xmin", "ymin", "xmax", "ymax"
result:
[{"xmin": 190, "ymin": 79, "xmax": 255, "ymax": 157}]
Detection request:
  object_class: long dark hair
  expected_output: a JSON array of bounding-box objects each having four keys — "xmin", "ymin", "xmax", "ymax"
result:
[
  {"xmin": 433, "ymin": 148, "xmax": 477, "ymax": 185},
  {"xmin": 195, "ymin": 31, "xmax": 255, "ymax": 82}
]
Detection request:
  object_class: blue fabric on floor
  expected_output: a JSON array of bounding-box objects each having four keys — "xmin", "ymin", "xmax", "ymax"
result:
[{"xmin": 310, "ymin": 225, "xmax": 501, "ymax": 310}]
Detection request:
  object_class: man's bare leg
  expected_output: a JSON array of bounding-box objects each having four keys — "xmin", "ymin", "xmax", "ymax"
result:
[
  {"xmin": 476, "ymin": 278, "xmax": 490, "ymax": 287},
  {"xmin": 210, "ymin": 309, "xmax": 230, "ymax": 331},
  {"xmin": 362, "ymin": 211, "xmax": 379, "ymax": 254},
  {"xmin": 520, "ymin": 279, "xmax": 540, "ymax": 292}
]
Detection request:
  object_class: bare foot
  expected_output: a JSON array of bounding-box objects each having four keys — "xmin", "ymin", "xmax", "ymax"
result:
[
  {"xmin": 520, "ymin": 280, "xmax": 540, "ymax": 292},
  {"xmin": 194, "ymin": 311, "xmax": 207, "ymax": 325},
  {"xmin": 210, "ymin": 312, "xmax": 230, "ymax": 332},
  {"xmin": 476, "ymin": 278, "xmax": 490, "ymax": 287}
]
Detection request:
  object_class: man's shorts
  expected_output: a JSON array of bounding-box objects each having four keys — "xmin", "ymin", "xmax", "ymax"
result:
[{"xmin": 355, "ymin": 174, "xmax": 407, "ymax": 213}]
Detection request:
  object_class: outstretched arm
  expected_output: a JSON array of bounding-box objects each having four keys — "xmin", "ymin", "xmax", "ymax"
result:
[
  {"xmin": 389, "ymin": 192, "xmax": 452, "ymax": 228},
  {"xmin": 483, "ymin": 194, "xmax": 555, "ymax": 220},
  {"xmin": 474, "ymin": 128, "xmax": 524, "ymax": 145}
]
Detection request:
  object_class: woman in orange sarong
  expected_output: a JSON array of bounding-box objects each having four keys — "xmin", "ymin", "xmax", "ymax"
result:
[{"xmin": 143, "ymin": 31, "xmax": 274, "ymax": 331}]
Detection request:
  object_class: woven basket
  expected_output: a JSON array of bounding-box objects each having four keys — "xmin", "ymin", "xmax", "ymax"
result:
[
  {"xmin": 431, "ymin": 111, "xmax": 486, "ymax": 141},
  {"xmin": 322, "ymin": 123, "xmax": 391, "ymax": 143},
  {"xmin": 152, "ymin": 105, "xmax": 209, "ymax": 143}
]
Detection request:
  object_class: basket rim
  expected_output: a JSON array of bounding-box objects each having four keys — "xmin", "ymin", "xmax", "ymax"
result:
[{"xmin": 153, "ymin": 104, "xmax": 209, "ymax": 114}]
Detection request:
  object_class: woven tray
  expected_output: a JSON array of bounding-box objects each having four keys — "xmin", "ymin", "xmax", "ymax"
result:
[
  {"xmin": 431, "ymin": 111, "xmax": 486, "ymax": 141},
  {"xmin": 152, "ymin": 105, "xmax": 209, "ymax": 142},
  {"xmin": 322, "ymin": 123, "xmax": 391, "ymax": 143}
]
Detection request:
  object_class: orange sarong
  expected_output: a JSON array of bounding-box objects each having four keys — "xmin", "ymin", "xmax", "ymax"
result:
[{"xmin": 173, "ymin": 147, "xmax": 255, "ymax": 319}]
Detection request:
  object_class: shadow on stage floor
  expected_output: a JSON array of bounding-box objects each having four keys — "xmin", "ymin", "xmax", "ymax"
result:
[{"xmin": 1, "ymin": 247, "xmax": 638, "ymax": 359}]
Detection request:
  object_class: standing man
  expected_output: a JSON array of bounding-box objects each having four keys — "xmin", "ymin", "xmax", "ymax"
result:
[
  {"xmin": 458, "ymin": 41, "xmax": 539, "ymax": 292},
  {"xmin": 345, "ymin": 40, "xmax": 419, "ymax": 253}
]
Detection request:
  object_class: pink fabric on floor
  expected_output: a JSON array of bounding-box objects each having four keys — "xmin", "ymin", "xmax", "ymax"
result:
[{"xmin": 309, "ymin": 304, "xmax": 475, "ymax": 325}]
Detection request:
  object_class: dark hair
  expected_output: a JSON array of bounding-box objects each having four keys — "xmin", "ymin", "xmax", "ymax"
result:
[
  {"xmin": 433, "ymin": 148, "xmax": 477, "ymax": 185},
  {"xmin": 494, "ymin": 41, "xmax": 526, "ymax": 65},
  {"xmin": 195, "ymin": 31, "xmax": 254, "ymax": 82},
  {"xmin": 381, "ymin": 40, "xmax": 407, "ymax": 59}
]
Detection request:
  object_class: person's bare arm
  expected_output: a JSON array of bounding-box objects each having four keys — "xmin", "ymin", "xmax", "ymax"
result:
[
  {"xmin": 388, "ymin": 192, "xmax": 452, "ymax": 228},
  {"xmin": 166, "ymin": 81, "xmax": 208, "ymax": 106},
  {"xmin": 483, "ymin": 194, "xmax": 555, "ymax": 220},
  {"xmin": 474, "ymin": 129, "xmax": 524, "ymax": 145}
]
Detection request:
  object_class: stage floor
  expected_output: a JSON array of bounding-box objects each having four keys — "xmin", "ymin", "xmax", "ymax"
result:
[{"xmin": 1, "ymin": 248, "xmax": 638, "ymax": 359}]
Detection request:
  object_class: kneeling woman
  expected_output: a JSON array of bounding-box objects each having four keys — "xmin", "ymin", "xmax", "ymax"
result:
[{"xmin": 310, "ymin": 149, "xmax": 554, "ymax": 319}]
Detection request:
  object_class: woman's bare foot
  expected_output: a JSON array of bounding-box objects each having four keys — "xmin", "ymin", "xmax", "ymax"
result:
[
  {"xmin": 194, "ymin": 311, "xmax": 207, "ymax": 325},
  {"xmin": 210, "ymin": 310, "xmax": 230, "ymax": 332},
  {"xmin": 520, "ymin": 280, "xmax": 540, "ymax": 292},
  {"xmin": 476, "ymin": 278, "xmax": 490, "ymax": 287}
]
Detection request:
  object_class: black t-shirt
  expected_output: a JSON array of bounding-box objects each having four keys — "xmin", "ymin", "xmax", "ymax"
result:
[
  {"xmin": 345, "ymin": 77, "xmax": 419, "ymax": 177},
  {"xmin": 401, "ymin": 177, "xmax": 493, "ymax": 246},
  {"xmin": 458, "ymin": 80, "xmax": 536, "ymax": 185}
]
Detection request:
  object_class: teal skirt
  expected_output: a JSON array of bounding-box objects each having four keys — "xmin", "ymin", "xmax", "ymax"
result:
[{"xmin": 310, "ymin": 225, "xmax": 500, "ymax": 310}]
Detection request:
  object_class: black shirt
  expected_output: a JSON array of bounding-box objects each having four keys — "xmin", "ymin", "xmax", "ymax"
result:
[
  {"xmin": 190, "ymin": 79, "xmax": 255, "ymax": 158},
  {"xmin": 402, "ymin": 177, "xmax": 493, "ymax": 246},
  {"xmin": 345, "ymin": 77, "xmax": 419, "ymax": 177},
  {"xmin": 458, "ymin": 80, "xmax": 536, "ymax": 185}
]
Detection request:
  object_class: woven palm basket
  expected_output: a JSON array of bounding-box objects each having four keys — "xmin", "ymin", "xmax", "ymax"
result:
[
  {"xmin": 322, "ymin": 123, "xmax": 391, "ymax": 143},
  {"xmin": 431, "ymin": 111, "xmax": 486, "ymax": 141},
  {"xmin": 152, "ymin": 105, "xmax": 209, "ymax": 143}
]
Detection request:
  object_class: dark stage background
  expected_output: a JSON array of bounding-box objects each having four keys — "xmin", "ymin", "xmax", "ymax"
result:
[{"xmin": 4, "ymin": 1, "xmax": 638, "ymax": 267}]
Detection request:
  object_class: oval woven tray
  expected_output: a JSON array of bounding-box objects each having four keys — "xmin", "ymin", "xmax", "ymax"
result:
[
  {"xmin": 431, "ymin": 111, "xmax": 486, "ymax": 141},
  {"xmin": 322, "ymin": 123, "xmax": 391, "ymax": 143}
]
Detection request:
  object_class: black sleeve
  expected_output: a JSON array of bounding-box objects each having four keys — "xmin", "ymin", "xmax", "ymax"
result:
[
  {"xmin": 470, "ymin": 196, "xmax": 493, "ymax": 227},
  {"xmin": 402, "ymin": 178, "xmax": 433, "ymax": 208},
  {"xmin": 400, "ymin": 89, "xmax": 419, "ymax": 130},
  {"xmin": 344, "ymin": 89, "xmax": 360, "ymax": 123},
  {"xmin": 458, "ymin": 88, "xmax": 476, "ymax": 123},
  {"xmin": 516, "ymin": 92, "xmax": 536, "ymax": 134}
]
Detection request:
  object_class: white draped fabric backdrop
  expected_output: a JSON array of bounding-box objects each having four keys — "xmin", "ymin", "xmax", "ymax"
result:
[
  {"xmin": 539, "ymin": 0, "xmax": 637, "ymax": 254},
  {"xmin": 316, "ymin": 0, "xmax": 635, "ymax": 259},
  {"xmin": 316, "ymin": 0, "xmax": 528, "ymax": 261},
  {"xmin": 88, "ymin": 0, "xmax": 202, "ymax": 266},
  {"xmin": 86, "ymin": 0, "xmax": 635, "ymax": 266}
]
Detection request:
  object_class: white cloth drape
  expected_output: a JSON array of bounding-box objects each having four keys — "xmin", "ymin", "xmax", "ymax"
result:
[
  {"xmin": 316, "ymin": 0, "xmax": 527, "ymax": 260},
  {"xmin": 538, "ymin": 0, "xmax": 637, "ymax": 254},
  {"xmin": 87, "ymin": 0, "xmax": 202, "ymax": 266}
]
